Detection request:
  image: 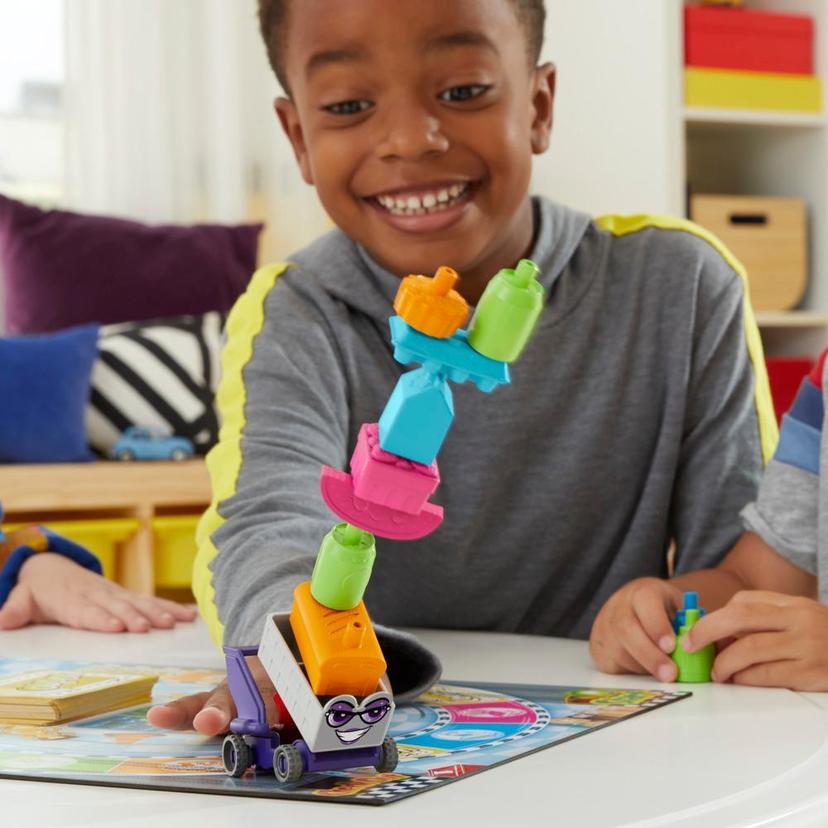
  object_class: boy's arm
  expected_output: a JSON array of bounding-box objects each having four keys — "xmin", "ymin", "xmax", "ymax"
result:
[
  {"xmin": 591, "ymin": 241, "xmax": 777, "ymax": 679},
  {"xmin": 192, "ymin": 266, "xmax": 441, "ymax": 692},
  {"xmin": 193, "ymin": 265, "xmax": 351, "ymax": 649},
  {"xmin": 151, "ymin": 267, "xmax": 439, "ymax": 733},
  {"xmin": 670, "ymin": 250, "xmax": 776, "ymax": 578},
  {"xmin": 592, "ymin": 339, "xmax": 821, "ymax": 680}
]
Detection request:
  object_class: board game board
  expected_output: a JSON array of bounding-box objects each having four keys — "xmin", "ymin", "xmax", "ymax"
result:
[{"xmin": 0, "ymin": 658, "xmax": 690, "ymax": 805}]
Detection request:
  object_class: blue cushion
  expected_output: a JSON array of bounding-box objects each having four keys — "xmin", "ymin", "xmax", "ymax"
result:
[{"xmin": 0, "ymin": 324, "xmax": 100, "ymax": 462}]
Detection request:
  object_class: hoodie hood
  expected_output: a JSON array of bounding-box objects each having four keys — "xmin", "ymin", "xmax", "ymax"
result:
[{"xmin": 289, "ymin": 197, "xmax": 593, "ymax": 324}]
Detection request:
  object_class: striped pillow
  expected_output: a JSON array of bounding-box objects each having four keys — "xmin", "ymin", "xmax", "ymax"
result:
[{"xmin": 86, "ymin": 312, "xmax": 225, "ymax": 457}]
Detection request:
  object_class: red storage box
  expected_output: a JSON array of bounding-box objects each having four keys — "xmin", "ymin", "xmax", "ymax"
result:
[
  {"xmin": 766, "ymin": 357, "xmax": 814, "ymax": 424},
  {"xmin": 685, "ymin": 7, "xmax": 814, "ymax": 75}
]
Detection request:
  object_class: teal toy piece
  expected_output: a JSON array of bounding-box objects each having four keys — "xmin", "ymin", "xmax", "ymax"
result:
[
  {"xmin": 389, "ymin": 316, "xmax": 510, "ymax": 393},
  {"xmin": 671, "ymin": 592, "xmax": 714, "ymax": 683},
  {"xmin": 310, "ymin": 523, "xmax": 377, "ymax": 610},
  {"xmin": 378, "ymin": 368, "xmax": 454, "ymax": 465},
  {"xmin": 467, "ymin": 259, "xmax": 544, "ymax": 363}
]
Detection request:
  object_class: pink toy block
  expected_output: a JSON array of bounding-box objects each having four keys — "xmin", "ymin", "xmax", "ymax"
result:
[
  {"xmin": 351, "ymin": 423, "xmax": 440, "ymax": 515},
  {"xmin": 320, "ymin": 466, "xmax": 444, "ymax": 541}
]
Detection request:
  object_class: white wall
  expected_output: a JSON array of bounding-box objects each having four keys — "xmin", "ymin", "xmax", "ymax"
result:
[{"xmin": 535, "ymin": 0, "xmax": 684, "ymax": 218}]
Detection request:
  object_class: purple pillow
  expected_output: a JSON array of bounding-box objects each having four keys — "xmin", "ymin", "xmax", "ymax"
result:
[{"xmin": 0, "ymin": 194, "xmax": 262, "ymax": 334}]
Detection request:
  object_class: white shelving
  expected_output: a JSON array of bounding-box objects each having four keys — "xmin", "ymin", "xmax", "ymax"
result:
[
  {"xmin": 684, "ymin": 106, "xmax": 827, "ymax": 129},
  {"xmin": 679, "ymin": 0, "xmax": 828, "ymax": 355},
  {"xmin": 756, "ymin": 311, "xmax": 828, "ymax": 328}
]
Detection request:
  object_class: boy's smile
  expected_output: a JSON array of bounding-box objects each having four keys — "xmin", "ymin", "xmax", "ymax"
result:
[
  {"xmin": 365, "ymin": 180, "xmax": 477, "ymax": 235},
  {"xmin": 275, "ymin": 0, "xmax": 555, "ymax": 302}
]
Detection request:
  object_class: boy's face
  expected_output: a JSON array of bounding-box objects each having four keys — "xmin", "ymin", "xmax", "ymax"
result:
[{"xmin": 275, "ymin": 0, "xmax": 555, "ymax": 286}]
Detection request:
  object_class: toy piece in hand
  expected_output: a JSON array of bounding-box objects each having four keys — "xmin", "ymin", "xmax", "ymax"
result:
[{"xmin": 671, "ymin": 592, "xmax": 714, "ymax": 683}]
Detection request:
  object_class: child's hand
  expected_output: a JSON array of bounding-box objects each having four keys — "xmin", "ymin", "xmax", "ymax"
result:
[
  {"xmin": 0, "ymin": 552, "xmax": 197, "ymax": 633},
  {"xmin": 682, "ymin": 590, "xmax": 828, "ymax": 691},
  {"xmin": 147, "ymin": 656, "xmax": 278, "ymax": 735},
  {"xmin": 590, "ymin": 576, "xmax": 685, "ymax": 682}
]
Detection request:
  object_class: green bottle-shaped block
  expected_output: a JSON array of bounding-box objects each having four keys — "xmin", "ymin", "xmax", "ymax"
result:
[
  {"xmin": 310, "ymin": 523, "xmax": 376, "ymax": 611},
  {"xmin": 671, "ymin": 599, "xmax": 714, "ymax": 683},
  {"xmin": 467, "ymin": 259, "xmax": 544, "ymax": 363}
]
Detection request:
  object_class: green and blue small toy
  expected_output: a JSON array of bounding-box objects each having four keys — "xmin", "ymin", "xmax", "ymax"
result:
[{"xmin": 671, "ymin": 592, "xmax": 714, "ymax": 683}]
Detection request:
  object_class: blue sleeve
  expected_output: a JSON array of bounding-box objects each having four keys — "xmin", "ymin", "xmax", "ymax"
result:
[
  {"xmin": 773, "ymin": 378, "xmax": 823, "ymax": 475},
  {"xmin": 0, "ymin": 529, "xmax": 102, "ymax": 608}
]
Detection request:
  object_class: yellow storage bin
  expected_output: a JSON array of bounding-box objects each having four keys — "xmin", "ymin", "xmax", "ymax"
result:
[
  {"xmin": 5, "ymin": 518, "xmax": 139, "ymax": 581},
  {"xmin": 152, "ymin": 515, "xmax": 200, "ymax": 589},
  {"xmin": 685, "ymin": 67, "xmax": 822, "ymax": 113}
]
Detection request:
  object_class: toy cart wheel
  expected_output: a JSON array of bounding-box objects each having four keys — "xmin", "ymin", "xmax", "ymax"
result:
[
  {"xmin": 170, "ymin": 448, "xmax": 188, "ymax": 461},
  {"xmin": 273, "ymin": 744, "xmax": 304, "ymax": 783},
  {"xmin": 375, "ymin": 736, "xmax": 399, "ymax": 772},
  {"xmin": 116, "ymin": 449, "xmax": 135, "ymax": 461},
  {"xmin": 222, "ymin": 734, "xmax": 252, "ymax": 777}
]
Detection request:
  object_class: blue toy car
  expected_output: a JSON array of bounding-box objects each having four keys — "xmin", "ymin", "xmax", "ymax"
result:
[{"xmin": 110, "ymin": 427, "xmax": 194, "ymax": 462}]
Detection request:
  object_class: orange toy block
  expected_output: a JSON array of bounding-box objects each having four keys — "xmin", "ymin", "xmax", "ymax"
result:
[
  {"xmin": 289, "ymin": 581, "xmax": 387, "ymax": 697},
  {"xmin": 394, "ymin": 265, "xmax": 469, "ymax": 339}
]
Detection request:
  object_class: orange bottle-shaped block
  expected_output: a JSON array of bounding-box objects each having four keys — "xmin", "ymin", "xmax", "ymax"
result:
[
  {"xmin": 394, "ymin": 265, "xmax": 469, "ymax": 339},
  {"xmin": 289, "ymin": 581, "xmax": 387, "ymax": 697}
]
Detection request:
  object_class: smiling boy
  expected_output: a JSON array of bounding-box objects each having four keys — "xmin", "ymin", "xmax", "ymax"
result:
[{"xmin": 149, "ymin": 0, "xmax": 775, "ymax": 734}]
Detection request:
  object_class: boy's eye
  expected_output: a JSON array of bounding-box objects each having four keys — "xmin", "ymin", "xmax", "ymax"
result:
[
  {"xmin": 323, "ymin": 99, "xmax": 373, "ymax": 116},
  {"xmin": 439, "ymin": 84, "xmax": 491, "ymax": 103}
]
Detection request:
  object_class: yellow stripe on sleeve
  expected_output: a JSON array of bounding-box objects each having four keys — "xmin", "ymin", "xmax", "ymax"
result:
[
  {"xmin": 595, "ymin": 213, "xmax": 778, "ymax": 465},
  {"xmin": 192, "ymin": 263, "xmax": 291, "ymax": 647}
]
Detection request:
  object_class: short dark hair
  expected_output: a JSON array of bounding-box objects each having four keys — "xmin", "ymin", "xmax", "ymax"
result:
[{"xmin": 257, "ymin": 0, "xmax": 546, "ymax": 94}]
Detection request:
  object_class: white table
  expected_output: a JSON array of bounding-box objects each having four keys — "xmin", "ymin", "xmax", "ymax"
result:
[{"xmin": 2, "ymin": 621, "xmax": 828, "ymax": 828}]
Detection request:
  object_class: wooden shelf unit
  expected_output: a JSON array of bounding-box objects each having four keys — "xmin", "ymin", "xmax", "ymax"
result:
[
  {"xmin": 0, "ymin": 460, "xmax": 211, "ymax": 595},
  {"xmin": 679, "ymin": 0, "xmax": 828, "ymax": 357}
]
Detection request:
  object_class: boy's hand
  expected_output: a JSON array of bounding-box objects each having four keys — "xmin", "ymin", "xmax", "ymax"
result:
[
  {"xmin": 0, "ymin": 552, "xmax": 197, "ymax": 633},
  {"xmin": 590, "ymin": 577, "xmax": 685, "ymax": 682},
  {"xmin": 682, "ymin": 590, "xmax": 828, "ymax": 691},
  {"xmin": 147, "ymin": 657, "xmax": 278, "ymax": 735}
]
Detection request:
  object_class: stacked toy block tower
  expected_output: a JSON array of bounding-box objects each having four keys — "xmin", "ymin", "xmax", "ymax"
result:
[{"xmin": 288, "ymin": 260, "xmax": 544, "ymax": 698}]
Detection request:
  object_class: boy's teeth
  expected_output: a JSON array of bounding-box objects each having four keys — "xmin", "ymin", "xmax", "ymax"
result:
[{"xmin": 376, "ymin": 183, "xmax": 469, "ymax": 216}]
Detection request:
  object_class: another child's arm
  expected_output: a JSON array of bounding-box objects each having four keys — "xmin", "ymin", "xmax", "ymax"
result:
[
  {"xmin": 589, "ymin": 532, "xmax": 813, "ymax": 682},
  {"xmin": 593, "ymin": 348, "xmax": 826, "ymax": 686},
  {"xmin": 679, "ymin": 533, "xmax": 828, "ymax": 690},
  {"xmin": 0, "ymin": 529, "xmax": 196, "ymax": 632}
]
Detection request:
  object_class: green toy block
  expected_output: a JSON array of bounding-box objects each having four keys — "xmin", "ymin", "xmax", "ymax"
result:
[
  {"xmin": 467, "ymin": 259, "xmax": 544, "ymax": 363},
  {"xmin": 310, "ymin": 522, "xmax": 376, "ymax": 610},
  {"xmin": 671, "ymin": 606, "xmax": 714, "ymax": 683}
]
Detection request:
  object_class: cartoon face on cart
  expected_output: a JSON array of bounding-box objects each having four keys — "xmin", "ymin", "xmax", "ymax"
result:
[{"xmin": 316, "ymin": 692, "xmax": 393, "ymax": 751}]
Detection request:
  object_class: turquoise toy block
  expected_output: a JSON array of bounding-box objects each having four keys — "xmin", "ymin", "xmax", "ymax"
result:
[
  {"xmin": 388, "ymin": 316, "xmax": 510, "ymax": 393},
  {"xmin": 378, "ymin": 368, "xmax": 454, "ymax": 465}
]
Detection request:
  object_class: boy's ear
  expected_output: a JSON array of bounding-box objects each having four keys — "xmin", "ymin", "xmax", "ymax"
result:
[
  {"xmin": 529, "ymin": 62, "xmax": 556, "ymax": 155},
  {"xmin": 274, "ymin": 97, "xmax": 314, "ymax": 185}
]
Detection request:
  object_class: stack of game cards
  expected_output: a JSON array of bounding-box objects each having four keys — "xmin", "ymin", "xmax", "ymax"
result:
[{"xmin": 0, "ymin": 669, "xmax": 158, "ymax": 724}]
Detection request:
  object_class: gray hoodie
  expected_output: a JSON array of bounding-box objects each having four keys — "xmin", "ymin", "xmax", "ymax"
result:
[{"xmin": 194, "ymin": 197, "xmax": 775, "ymax": 691}]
